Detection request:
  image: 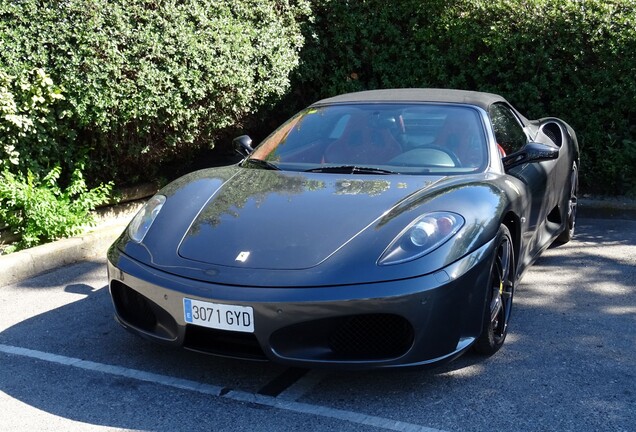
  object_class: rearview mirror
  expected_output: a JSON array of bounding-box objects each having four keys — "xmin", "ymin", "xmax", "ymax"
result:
[
  {"xmin": 233, "ymin": 135, "xmax": 254, "ymax": 158},
  {"xmin": 502, "ymin": 142, "xmax": 559, "ymax": 170}
]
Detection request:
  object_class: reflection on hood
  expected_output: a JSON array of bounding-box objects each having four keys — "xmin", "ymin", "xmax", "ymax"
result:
[{"xmin": 178, "ymin": 170, "xmax": 436, "ymax": 270}]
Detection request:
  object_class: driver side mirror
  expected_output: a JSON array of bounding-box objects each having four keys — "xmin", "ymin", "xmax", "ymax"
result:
[
  {"xmin": 502, "ymin": 142, "xmax": 559, "ymax": 170},
  {"xmin": 233, "ymin": 135, "xmax": 254, "ymax": 158}
]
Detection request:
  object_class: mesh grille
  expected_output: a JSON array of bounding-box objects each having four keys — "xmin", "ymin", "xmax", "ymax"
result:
[
  {"xmin": 111, "ymin": 280, "xmax": 157, "ymax": 331},
  {"xmin": 329, "ymin": 314, "xmax": 413, "ymax": 358},
  {"xmin": 543, "ymin": 127, "xmax": 557, "ymax": 144},
  {"xmin": 542, "ymin": 123, "xmax": 562, "ymax": 147}
]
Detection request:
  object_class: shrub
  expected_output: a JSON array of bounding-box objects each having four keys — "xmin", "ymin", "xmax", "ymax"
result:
[
  {"xmin": 285, "ymin": 0, "xmax": 636, "ymax": 195},
  {"xmin": 0, "ymin": 167, "xmax": 112, "ymax": 253},
  {"xmin": 0, "ymin": 68, "xmax": 75, "ymax": 179},
  {"xmin": 0, "ymin": 0, "xmax": 308, "ymax": 185},
  {"xmin": 2, "ymin": 0, "xmax": 634, "ymax": 195},
  {"xmin": 0, "ymin": 68, "xmax": 111, "ymax": 253}
]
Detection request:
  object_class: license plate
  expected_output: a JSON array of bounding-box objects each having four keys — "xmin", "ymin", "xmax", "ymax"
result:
[{"xmin": 183, "ymin": 298, "xmax": 254, "ymax": 333}]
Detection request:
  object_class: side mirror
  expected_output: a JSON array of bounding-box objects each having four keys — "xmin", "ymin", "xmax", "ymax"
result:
[
  {"xmin": 233, "ymin": 135, "xmax": 254, "ymax": 158},
  {"xmin": 502, "ymin": 142, "xmax": 559, "ymax": 170}
]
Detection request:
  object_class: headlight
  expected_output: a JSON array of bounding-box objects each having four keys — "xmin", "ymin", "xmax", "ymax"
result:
[
  {"xmin": 378, "ymin": 212, "xmax": 464, "ymax": 265},
  {"xmin": 128, "ymin": 195, "xmax": 166, "ymax": 243}
]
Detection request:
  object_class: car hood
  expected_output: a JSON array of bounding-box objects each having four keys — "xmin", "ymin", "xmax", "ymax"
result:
[
  {"xmin": 116, "ymin": 166, "xmax": 514, "ymax": 286},
  {"xmin": 177, "ymin": 168, "xmax": 443, "ymax": 270}
]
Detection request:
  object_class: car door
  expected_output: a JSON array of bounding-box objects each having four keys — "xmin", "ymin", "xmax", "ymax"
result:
[{"xmin": 489, "ymin": 102, "xmax": 554, "ymax": 257}]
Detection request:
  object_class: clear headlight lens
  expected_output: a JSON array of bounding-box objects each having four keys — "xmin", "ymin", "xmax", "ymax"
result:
[
  {"xmin": 378, "ymin": 212, "xmax": 464, "ymax": 265},
  {"xmin": 128, "ymin": 195, "xmax": 166, "ymax": 243}
]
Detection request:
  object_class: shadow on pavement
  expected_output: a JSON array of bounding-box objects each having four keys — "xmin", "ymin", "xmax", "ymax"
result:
[{"xmin": 0, "ymin": 219, "xmax": 634, "ymax": 431}]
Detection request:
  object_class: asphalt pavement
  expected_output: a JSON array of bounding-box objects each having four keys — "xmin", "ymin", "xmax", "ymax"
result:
[{"xmin": 0, "ymin": 214, "xmax": 634, "ymax": 431}]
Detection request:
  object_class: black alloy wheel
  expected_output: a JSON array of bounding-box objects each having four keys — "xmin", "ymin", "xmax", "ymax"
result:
[
  {"xmin": 474, "ymin": 224, "xmax": 515, "ymax": 355},
  {"xmin": 556, "ymin": 161, "xmax": 578, "ymax": 244}
]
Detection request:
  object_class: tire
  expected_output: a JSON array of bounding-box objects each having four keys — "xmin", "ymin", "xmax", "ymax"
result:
[
  {"xmin": 474, "ymin": 224, "xmax": 515, "ymax": 356},
  {"xmin": 556, "ymin": 161, "xmax": 578, "ymax": 244}
]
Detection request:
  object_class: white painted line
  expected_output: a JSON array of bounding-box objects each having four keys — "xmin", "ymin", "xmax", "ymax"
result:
[
  {"xmin": 227, "ymin": 390, "xmax": 444, "ymax": 432},
  {"xmin": 0, "ymin": 343, "xmax": 448, "ymax": 432},
  {"xmin": 0, "ymin": 343, "xmax": 224, "ymax": 396}
]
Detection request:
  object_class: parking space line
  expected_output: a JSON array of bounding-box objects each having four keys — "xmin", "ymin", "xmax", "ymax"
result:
[
  {"xmin": 0, "ymin": 343, "xmax": 447, "ymax": 432},
  {"xmin": 0, "ymin": 343, "xmax": 225, "ymax": 396},
  {"xmin": 227, "ymin": 389, "xmax": 445, "ymax": 432}
]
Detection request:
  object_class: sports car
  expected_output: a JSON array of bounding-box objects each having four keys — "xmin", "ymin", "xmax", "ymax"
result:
[{"xmin": 107, "ymin": 89, "xmax": 579, "ymax": 368}]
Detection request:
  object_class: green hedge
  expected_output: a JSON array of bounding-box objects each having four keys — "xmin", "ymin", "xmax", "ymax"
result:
[
  {"xmin": 0, "ymin": 68, "xmax": 112, "ymax": 252},
  {"xmin": 1, "ymin": 68, "xmax": 75, "ymax": 179},
  {"xmin": 0, "ymin": 167, "xmax": 111, "ymax": 253},
  {"xmin": 285, "ymin": 0, "xmax": 636, "ymax": 195},
  {"xmin": 1, "ymin": 0, "xmax": 635, "ymax": 195},
  {"xmin": 0, "ymin": 0, "xmax": 308, "ymax": 184}
]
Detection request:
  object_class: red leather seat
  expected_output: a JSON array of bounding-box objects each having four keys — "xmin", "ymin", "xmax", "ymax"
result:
[
  {"xmin": 434, "ymin": 110, "xmax": 483, "ymax": 167},
  {"xmin": 324, "ymin": 114, "xmax": 402, "ymax": 164}
]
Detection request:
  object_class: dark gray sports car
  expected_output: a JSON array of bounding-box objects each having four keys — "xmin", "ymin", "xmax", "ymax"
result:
[{"xmin": 107, "ymin": 89, "xmax": 579, "ymax": 368}]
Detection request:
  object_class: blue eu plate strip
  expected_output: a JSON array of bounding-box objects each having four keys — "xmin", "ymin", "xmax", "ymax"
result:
[{"xmin": 184, "ymin": 298, "xmax": 193, "ymax": 323}]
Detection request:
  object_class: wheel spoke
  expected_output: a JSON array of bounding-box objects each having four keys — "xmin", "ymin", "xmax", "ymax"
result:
[
  {"xmin": 501, "ymin": 281, "xmax": 513, "ymax": 298},
  {"xmin": 568, "ymin": 166, "xmax": 578, "ymax": 225},
  {"xmin": 498, "ymin": 238, "xmax": 511, "ymax": 283},
  {"xmin": 490, "ymin": 292, "xmax": 502, "ymax": 322}
]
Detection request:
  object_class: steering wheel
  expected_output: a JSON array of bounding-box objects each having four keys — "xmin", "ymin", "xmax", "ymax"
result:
[
  {"xmin": 389, "ymin": 146, "xmax": 461, "ymax": 168},
  {"xmin": 416, "ymin": 146, "xmax": 462, "ymax": 167}
]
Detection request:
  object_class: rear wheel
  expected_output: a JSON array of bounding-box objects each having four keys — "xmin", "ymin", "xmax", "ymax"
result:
[
  {"xmin": 474, "ymin": 224, "xmax": 515, "ymax": 355},
  {"xmin": 556, "ymin": 161, "xmax": 578, "ymax": 244}
]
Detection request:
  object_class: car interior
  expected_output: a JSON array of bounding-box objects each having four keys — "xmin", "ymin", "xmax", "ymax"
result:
[{"xmin": 250, "ymin": 104, "xmax": 489, "ymax": 173}]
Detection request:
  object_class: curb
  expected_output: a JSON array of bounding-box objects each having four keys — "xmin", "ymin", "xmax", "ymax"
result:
[
  {"xmin": 578, "ymin": 197, "xmax": 636, "ymax": 219},
  {"xmin": 0, "ymin": 186, "xmax": 151, "ymax": 288},
  {"xmin": 0, "ymin": 222, "xmax": 128, "ymax": 288}
]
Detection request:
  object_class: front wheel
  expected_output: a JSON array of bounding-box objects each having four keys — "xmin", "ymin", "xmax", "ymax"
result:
[{"xmin": 474, "ymin": 224, "xmax": 515, "ymax": 356}]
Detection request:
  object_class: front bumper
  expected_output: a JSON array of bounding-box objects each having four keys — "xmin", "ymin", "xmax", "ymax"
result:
[{"xmin": 107, "ymin": 237, "xmax": 495, "ymax": 369}]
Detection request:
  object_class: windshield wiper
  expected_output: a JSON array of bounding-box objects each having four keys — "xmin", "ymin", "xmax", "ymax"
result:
[
  {"xmin": 304, "ymin": 165, "xmax": 397, "ymax": 175},
  {"xmin": 243, "ymin": 158, "xmax": 280, "ymax": 171}
]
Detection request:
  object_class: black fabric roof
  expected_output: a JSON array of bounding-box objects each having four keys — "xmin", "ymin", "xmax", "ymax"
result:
[{"xmin": 313, "ymin": 88, "xmax": 507, "ymax": 110}]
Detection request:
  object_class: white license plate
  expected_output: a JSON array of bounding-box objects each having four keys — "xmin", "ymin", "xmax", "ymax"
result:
[{"xmin": 183, "ymin": 298, "xmax": 254, "ymax": 333}]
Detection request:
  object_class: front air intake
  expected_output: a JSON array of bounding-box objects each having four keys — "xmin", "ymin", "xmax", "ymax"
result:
[
  {"xmin": 270, "ymin": 314, "xmax": 414, "ymax": 361},
  {"xmin": 329, "ymin": 314, "xmax": 414, "ymax": 358},
  {"xmin": 110, "ymin": 280, "xmax": 178, "ymax": 340}
]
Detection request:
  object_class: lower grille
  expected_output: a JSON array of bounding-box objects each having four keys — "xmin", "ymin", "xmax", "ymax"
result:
[
  {"xmin": 329, "ymin": 314, "xmax": 414, "ymax": 358},
  {"xmin": 270, "ymin": 313, "xmax": 414, "ymax": 361},
  {"xmin": 110, "ymin": 280, "xmax": 178, "ymax": 340}
]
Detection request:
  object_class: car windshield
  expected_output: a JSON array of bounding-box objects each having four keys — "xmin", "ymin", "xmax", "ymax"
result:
[{"xmin": 248, "ymin": 103, "xmax": 488, "ymax": 175}]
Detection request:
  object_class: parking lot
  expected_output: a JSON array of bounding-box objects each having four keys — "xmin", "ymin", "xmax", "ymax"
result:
[{"xmin": 1, "ymin": 217, "xmax": 634, "ymax": 432}]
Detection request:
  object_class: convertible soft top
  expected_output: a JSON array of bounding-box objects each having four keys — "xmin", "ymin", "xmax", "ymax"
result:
[{"xmin": 313, "ymin": 88, "xmax": 507, "ymax": 110}]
